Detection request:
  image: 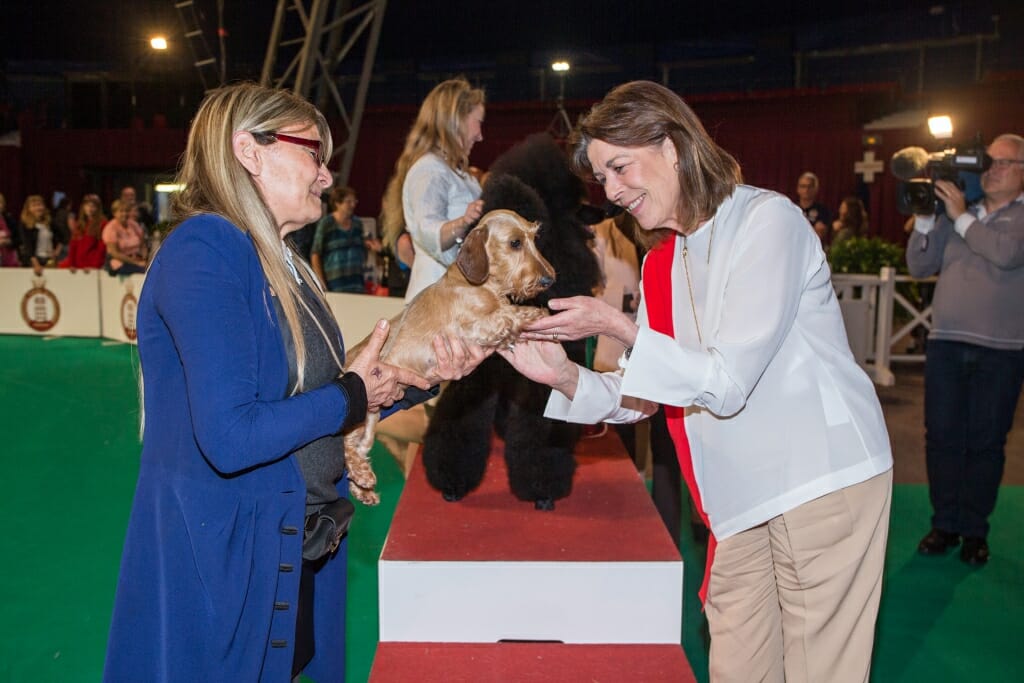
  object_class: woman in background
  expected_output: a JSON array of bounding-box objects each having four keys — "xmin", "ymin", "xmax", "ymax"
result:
[
  {"xmin": 380, "ymin": 77, "xmax": 486, "ymax": 302},
  {"xmin": 60, "ymin": 194, "xmax": 106, "ymax": 269},
  {"xmin": 311, "ymin": 185, "xmax": 379, "ymax": 293},
  {"xmin": 102, "ymin": 199, "xmax": 148, "ymax": 275},
  {"xmin": 831, "ymin": 195, "xmax": 869, "ymax": 248},
  {"xmin": 18, "ymin": 194, "xmax": 62, "ymax": 267}
]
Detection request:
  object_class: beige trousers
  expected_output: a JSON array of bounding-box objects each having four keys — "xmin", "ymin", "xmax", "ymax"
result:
[{"xmin": 705, "ymin": 469, "xmax": 892, "ymax": 683}]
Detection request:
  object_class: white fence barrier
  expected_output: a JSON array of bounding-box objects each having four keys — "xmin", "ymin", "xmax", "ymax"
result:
[
  {"xmin": 2, "ymin": 265, "xmax": 932, "ymax": 386},
  {"xmin": 0, "ymin": 267, "xmax": 405, "ymax": 350},
  {"xmin": 833, "ymin": 267, "xmax": 936, "ymax": 386}
]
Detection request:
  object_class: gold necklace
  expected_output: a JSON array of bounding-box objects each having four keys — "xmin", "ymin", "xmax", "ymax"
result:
[{"xmin": 680, "ymin": 215, "xmax": 716, "ymax": 347}]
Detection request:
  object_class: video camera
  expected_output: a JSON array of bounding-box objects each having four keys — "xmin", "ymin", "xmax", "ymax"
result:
[{"xmin": 892, "ymin": 133, "xmax": 991, "ymax": 215}]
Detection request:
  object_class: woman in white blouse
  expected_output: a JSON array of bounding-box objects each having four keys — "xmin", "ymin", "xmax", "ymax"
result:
[
  {"xmin": 501, "ymin": 81, "xmax": 894, "ymax": 683},
  {"xmin": 380, "ymin": 78, "xmax": 486, "ymax": 302}
]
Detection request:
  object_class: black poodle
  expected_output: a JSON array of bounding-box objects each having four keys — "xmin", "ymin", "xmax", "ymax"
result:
[{"xmin": 421, "ymin": 133, "xmax": 603, "ymax": 510}]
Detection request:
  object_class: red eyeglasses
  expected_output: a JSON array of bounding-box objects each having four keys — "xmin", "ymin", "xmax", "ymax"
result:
[{"xmin": 252, "ymin": 131, "xmax": 325, "ymax": 167}]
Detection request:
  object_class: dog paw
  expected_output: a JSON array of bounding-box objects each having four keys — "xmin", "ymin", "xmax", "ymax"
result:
[{"xmin": 349, "ymin": 480, "xmax": 381, "ymax": 506}]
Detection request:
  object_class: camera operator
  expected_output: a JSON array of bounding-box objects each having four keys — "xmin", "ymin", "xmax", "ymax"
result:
[{"xmin": 906, "ymin": 133, "xmax": 1024, "ymax": 566}]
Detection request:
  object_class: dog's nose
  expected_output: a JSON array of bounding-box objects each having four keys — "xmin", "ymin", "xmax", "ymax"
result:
[{"xmin": 539, "ymin": 275, "xmax": 555, "ymax": 289}]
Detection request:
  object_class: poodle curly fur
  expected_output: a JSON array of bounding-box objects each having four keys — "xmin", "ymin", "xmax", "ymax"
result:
[{"xmin": 422, "ymin": 133, "xmax": 603, "ymax": 510}]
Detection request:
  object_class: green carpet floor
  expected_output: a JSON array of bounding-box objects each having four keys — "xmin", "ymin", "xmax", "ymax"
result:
[{"xmin": 1, "ymin": 336, "xmax": 1021, "ymax": 682}]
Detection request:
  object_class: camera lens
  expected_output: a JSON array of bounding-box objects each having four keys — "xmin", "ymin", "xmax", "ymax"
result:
[{"xmin": 897, "ymin": 179, "xmax": 935, "ymax": 215}]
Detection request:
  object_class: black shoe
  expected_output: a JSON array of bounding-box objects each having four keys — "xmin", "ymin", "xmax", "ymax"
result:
[
  {"xmin": 960, "ymin": 537, "xmax": 989, "ymax": 566},
  {"xmin": 918, "ymin": 528, "xmax": 960, "ymax": 555}
]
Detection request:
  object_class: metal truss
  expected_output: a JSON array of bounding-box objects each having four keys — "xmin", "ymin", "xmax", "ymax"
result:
[{"xmin": 260, "ymin": 0, "xmax": 387, "ymax": 185}]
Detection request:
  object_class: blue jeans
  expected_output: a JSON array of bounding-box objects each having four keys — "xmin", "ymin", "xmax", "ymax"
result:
[{"xmin": 924, "ymin": 340, "xmax": 1024, "ymax": 538}]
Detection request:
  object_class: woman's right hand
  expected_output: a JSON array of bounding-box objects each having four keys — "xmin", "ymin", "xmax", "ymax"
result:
[
  {"xmin": 347, "ymin": 320, "xmax": 432, "ymax": 410},
  {"xmin": 521, "ymin": 296, "xmax": 638, "ymax": 349},
  {"xmin": 462, "ymin": 199, "xmax": 484, "ymax": 228}
]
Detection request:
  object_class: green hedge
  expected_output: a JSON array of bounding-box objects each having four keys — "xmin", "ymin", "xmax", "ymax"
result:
[{"xmin": 827, "ymin": 236, "xmax": 907, "ymax": 275}]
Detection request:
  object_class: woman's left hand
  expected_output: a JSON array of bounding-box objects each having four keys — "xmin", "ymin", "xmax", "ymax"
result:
[
  {"xmin": 521, "ymin": 296, "xmax": 638, "ymax": 348},
  {"xmin": 498, "ymin": 339, "xmax": 579, "ymax": 398},
  {"xmin": 423, "ymin": 333, "xmax": 492, "ymax": 385}
]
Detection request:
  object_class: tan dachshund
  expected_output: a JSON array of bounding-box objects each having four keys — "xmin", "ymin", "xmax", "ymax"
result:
[{"xmin": 344, "ymin": 209, "xmax": 556, "ymax": 504}]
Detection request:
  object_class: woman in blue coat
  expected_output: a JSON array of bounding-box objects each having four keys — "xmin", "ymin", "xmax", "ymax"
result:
[{"xmin": 104, "ymin": 83, "xmax": 485, "ymax": 682}]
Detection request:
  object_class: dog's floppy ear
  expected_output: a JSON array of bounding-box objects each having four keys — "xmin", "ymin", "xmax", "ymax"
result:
[{"xmin": 456, "ymin": 223, "xmax": 490, "ymax": 285}]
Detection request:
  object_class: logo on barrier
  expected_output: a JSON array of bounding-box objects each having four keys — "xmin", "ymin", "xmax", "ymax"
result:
[
  {"xmin": 21, "ymin": 276, "xmax": 61, "ymax": 332},
  {"xmin": 121, "ymin": 282, "xmax": 138, "ymax": 341}
]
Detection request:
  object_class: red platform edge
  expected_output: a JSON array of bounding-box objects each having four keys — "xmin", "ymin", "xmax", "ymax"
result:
[
  {"xmin": 380, "ymin": 431, "xmax": 680, "ymax": 562},
  {"xmin": 369, "ymin": 642, "xmax": 697, "ymax": 682}
]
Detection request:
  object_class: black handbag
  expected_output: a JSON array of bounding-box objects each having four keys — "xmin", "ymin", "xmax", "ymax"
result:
[{"xmin": 302, "ymin": 498, "xmax": 355, "ymax": 561}]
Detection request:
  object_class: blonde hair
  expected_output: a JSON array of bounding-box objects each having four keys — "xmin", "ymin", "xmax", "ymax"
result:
[
  {"xmin": 380, "ymin": 77, "xmax": 485, "ymax": 251},
  {"xmin": 171, "ymin": 82, "xmax": 333, "ymax": 389},
  {"xmin": 20, "ymin": 195, "xmax": 50, "ymax": 227},
  {"xmin": 570, "ymin": 81, "xmax": 741, "ymax": 250}
]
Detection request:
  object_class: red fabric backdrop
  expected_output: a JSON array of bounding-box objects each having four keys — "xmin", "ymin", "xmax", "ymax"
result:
[{"xmin": 6, "ymin": 80, "xmax": 1022, "ymax": 245}]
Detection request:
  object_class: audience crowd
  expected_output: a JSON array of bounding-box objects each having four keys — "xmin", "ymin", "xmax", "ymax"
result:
[
  {"xmin": 1, "ymin": 167, "xmax": 874, "ymax": 284},
  {"xmin": 0, "ymin": 186, "xmax": 157, "ymax": 275}
]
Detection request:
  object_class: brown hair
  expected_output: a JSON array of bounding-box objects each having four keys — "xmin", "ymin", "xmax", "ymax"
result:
[
  {"xmin": 329, "ymin": 185, "xmax": 356, "ymax": 209},
  {"xmin": 836, "ymin": 196, "xmax": 868, "ymax": 235},
  {"xmin": 380, "ymin": 77, "xmax": 485, "ymax": 251},
  {"xmin": 77, "ymin": 195, "xmax": 106, "ymax": 239},
  {"xmin": 570, "ymin": 81, "xmax": 741, "ymax": 249}
]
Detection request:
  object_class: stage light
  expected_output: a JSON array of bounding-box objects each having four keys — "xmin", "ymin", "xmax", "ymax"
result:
[
  {"xmin": 150, "ymin": 36, "xmax": 168, "ymax": 51},
  {"xmin": 155, "ymin": 183, "xmax": 185, "ymax": 193},
  {"xmin": 928, "ymin": 115, "xmax": 953, "ymax": 140},
  {"xmin": 551, "ymin": 61, "xmax": 570, "ymax": 73}
]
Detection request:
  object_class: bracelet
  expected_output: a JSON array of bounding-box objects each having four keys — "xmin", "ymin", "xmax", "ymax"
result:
[{"xmin": 332, "ymin": 372, "xmax": 368, "ymax": 432}]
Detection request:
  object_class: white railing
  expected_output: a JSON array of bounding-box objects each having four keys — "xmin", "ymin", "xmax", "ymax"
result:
[
  {"xmin": 833, "ymin": 267, "xmax": 937, "ymax": 386},
  {"xmin": 0, "ymin": 266, "xmax": 404, "ymax": 350}
]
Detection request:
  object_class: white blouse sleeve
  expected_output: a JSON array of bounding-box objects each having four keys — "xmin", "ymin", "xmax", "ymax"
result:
[{"xmin": 544, "ymin": 366, "xmax": 657, "ymax": 424}]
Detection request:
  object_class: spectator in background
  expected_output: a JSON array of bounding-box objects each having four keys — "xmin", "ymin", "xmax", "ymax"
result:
[
  {"xmin": 0, "ymin": 193, "xmax": 15, "ymax": 235},
  {"xmin": 19, "ymin": 194, "xmax": 64, "ymax": 267},
  {"xmin": 52, "ymin": 193, "xmax": 73, "ymax": 256},
  {"xmin": 380, "ymin": 77, "xmax": 486, "ymax": 302},
  {"xmin": 0, "ymin": 193, "xmax": 20, "ymax": 266},
  {"xmin": 60, "ymin": 194, "xmax": 107, "ymax": 270},
  {"xmin": 906, "ymin": 132, "xmax": 1024, "ymax": 566},
  {"xmin": 102, "ymin": 199, "xmax": 148, "ymax": 275},
  {"xmin": 796, "ymin": 171, "xmax": 832, "ymax": 245},
  {"xmin": 117, "ymin": 185, "xmax": 153, "ymax": 232},
  {"xmin": 383, "ymin": 227, "xmax": 414, "ymax": 299},
  {"xmin": 830, "ymin": 196, "xmax": 869, "ymax": 249},
  {"xmin": 310, "ymin": 185, "xmax": 380, "ymax": 293},
  {"xmin": 0, "ymin": 211, "xmax": 19, "ymax": 266}
]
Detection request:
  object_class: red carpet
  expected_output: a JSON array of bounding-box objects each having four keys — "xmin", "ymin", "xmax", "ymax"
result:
[
  {"xmin": 370, "ymin": 642, "xmax": 697, "ymax": 682},
  {"xmin": 382, "ymin": 432, "xmax": 680, "ymax": 563}
]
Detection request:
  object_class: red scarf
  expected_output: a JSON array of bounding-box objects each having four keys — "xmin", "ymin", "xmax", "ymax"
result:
[{"xmin": 641, "ymin": 234, "xmax": 717, "ymax": 605}]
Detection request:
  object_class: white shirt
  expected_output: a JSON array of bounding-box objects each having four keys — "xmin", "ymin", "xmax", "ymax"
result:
[
  {"xmin": 34, "ymin": 222, "xmax": 54, "ymax": 259},
  {"xmin": 402, "ymin": 152, "xmax": 481, "ymax": 302},
  {"xmin": 546, "ymin": 186, "xmax": 893, "ymax": 540}
]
